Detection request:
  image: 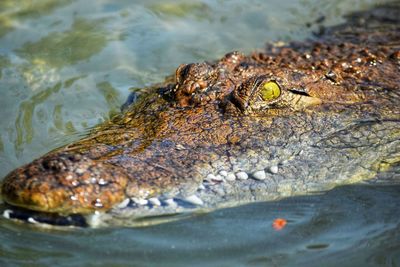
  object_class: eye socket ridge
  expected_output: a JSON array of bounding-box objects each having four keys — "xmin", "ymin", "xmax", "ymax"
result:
[{"xmin": 175, "ymin": 64, "xmax": 190, "ymax": 84}]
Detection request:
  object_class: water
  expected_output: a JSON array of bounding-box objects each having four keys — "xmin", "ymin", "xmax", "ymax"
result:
[
  {"xmin": 0, "ymin": 185, "xmax": 399, "ymax": 266},
  {"xmin": 0, "ymin": 0, "xmax": 399, "ymax": 266}
]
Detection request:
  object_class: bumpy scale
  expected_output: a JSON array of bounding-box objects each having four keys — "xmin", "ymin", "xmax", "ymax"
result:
[{"xmin": 1, "ymin": 4, "xmax": 400, "ymax": 223}]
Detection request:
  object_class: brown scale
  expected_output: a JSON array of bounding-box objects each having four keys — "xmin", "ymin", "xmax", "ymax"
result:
[{"xmin": 1, "ymin": 5, "xmax": 400, "ymax": 215}]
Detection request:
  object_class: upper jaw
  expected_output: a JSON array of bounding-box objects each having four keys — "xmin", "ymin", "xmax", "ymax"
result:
[{"xmin": 0, "ymin": 152, "xmax": 130, "ymax": 214}]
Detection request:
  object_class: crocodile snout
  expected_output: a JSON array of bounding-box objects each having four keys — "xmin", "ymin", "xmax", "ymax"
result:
[{"xmin": 1, "ymin": 152, "xmax": 129, "ymax": 214}]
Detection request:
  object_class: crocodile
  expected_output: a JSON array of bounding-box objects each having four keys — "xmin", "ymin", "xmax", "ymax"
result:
[{"xmin": 1, "ymin": 4, "xmax": 400, "ymax": 227}]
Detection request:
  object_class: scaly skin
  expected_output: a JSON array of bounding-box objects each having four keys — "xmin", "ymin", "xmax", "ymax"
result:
[{"xmin": 1, "ymin": 4, "xmax": 400, "ymax": 219}]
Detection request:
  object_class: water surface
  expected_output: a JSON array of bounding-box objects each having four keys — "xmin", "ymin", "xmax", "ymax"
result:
[{"xmin": 0, "ymin": 0, "xmax": 399, "ymax": 266}]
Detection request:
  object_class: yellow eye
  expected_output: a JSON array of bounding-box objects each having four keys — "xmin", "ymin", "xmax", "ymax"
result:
[{"xmin": 260, "ymin": 81, "xmax": 281, "ymax": 101}]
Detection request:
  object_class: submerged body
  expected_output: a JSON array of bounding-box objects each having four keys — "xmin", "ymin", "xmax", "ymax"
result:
[{"xmin": 1, "ymin": 4, "xmax": 400, "ymax": 226}]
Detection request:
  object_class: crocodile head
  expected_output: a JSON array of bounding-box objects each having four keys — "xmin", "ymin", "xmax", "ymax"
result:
[{"xmin": 1, "ymin": 15, "xmax": 400, "ymax": 226}]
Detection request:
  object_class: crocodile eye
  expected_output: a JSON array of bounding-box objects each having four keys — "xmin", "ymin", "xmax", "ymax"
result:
[{"xmin": 260, "ymin": 81, "xmax": 281, "ymax": 101}]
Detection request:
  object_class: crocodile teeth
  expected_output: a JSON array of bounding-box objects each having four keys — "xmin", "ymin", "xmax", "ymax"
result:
[
  {"xmin": 27, "ymin": 217, "xmax": 39, "ymax": 224},
  {"xmin": 236, "ymin": 171, "xmax": 248, "ymax": 180},
  {"xmin": 164, "ymin": 199, "xmax": 177, "ymax": 208},
  {"xmin": 183, "ymin": 195, "xmax": 204, "ymax": 206},
  {"xmin": 131, "ymin": 198, "xmax": 148, "ymax": 205},
  {"xmin": 116, "ymin": 198, "xmax": 130, "ymax": 209},
  {"xmin": 87, "ymin": 212, "xmax": 102, "ymax": 228},
  {"xmin": 148, "ymin": 197, "xmax": 161, "ymax": 206},
  {"xmin": 3, "ymin": 209, "xmax": 12, "ymax": 219},
  {"xmin": 252, "ymin": 170, "xmax": 267, "ymax": 180}
]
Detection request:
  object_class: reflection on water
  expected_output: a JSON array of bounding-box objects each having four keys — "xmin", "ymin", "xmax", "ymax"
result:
[
  {"xmin": 0, "ymin": 185, "xmax": 399, "ymax": 266},
  {"xmin": 16, "ymin": 18, "xmax": 109, "ymax": 68},
  {"xmin": 0, "ymin": 0, "xmax": 398, "ymax": 266},
  {"xmin": 150, "ymin": 2, "xmax": 212, "ymax": 20},
  {"xmin": 0, "ymin": 55, "xmax": 10, "ymax": 80},
  {"xmin": 96, "ymin": 81, "xmax": 123, "ymax": 118},
  {"xmin": 0, "ymin": 0, "xmax": 73, "ymax": 38}
]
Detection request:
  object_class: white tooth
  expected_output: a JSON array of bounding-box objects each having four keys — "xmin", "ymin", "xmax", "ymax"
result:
[
  {"xmin": 225, "ymin": 173, "xmax": 236, "ymax": 181},
  {"xmin": 3, "ymin": 209, "xmax": 12, "ymax": 219},
  {"xmin": 198, "ymin": 184, "xmax": 206, "ymax": 190},
  {"xmin": 27, "ymin": 217, "xmax": 38, "ymax": 224},
  {"xmin": 164, "ymin": 199, "xmax": 177, "ymax": 208},
  {"xmin": 219, "ymin": 170, "xmax": 228, "ymax": 177},
  {"xmin": 252, "ymin": 170, "xmax": 266, "ymax": 180},
  {"xmin": 184, "ymin": 195, "xmax": 204, "ymax": 206},
  {"xmin": 236, "ymin": 171, "xmax": 248, "ymax": 180},
  {"xmin": 270, "ymin": 165, "xmax": 279, "ymax": 174},
  {"xmin": 87, "ymin": 212, "xmax": 102, "ymax": 228},
  {"xmin": 116, "ymin": 198, "xmax": 130, "ymax": 209},
  {"xmin": 131, "ymin": 198, "xmax": 148, "ymax": 205},
  {"xmin": 139, "ymin": 199, "xmax": 149, "ymax": 205},
  {"xmin": 149, "ymin": 197, "xmax": 161, "ymax": 206}
]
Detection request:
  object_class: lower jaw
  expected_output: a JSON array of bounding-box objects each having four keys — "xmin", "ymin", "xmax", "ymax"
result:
[
  {"xmin": 0, "ymin": 175, "xmax": 281, "ymax": 228},
  {"xmin": 1, "ymin": 204, "xmax": 88, "ymax": 227},
  {"xmin": 0, "ymin": 196, "xmax": 203, "ymax": 228}
]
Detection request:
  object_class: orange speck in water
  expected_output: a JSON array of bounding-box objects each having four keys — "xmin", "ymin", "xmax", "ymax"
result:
[{"xmin": 272, "ymin": 218, "xmax": 287, "ymax": 231}]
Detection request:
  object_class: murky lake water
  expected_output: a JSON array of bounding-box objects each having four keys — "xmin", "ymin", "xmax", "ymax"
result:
[{"xmin": 0, "ymin": 0, "xmax": 399, "ymax": 266}]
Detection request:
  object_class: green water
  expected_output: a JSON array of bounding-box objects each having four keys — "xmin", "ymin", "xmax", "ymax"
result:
[{"xmin": 0, "ymin": 0, "xmax": 399, "ymax": 266}]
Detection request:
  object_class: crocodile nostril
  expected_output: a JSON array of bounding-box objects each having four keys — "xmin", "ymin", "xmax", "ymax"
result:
[
  {"xmin": 175, "ymin": 63, "xmax": 189, "ymax": 84},
  {"xmin": 67, "ymin": 153, "xmax": 82, "ymax": 162},
  {"xmin": 183, "ymin": 81, "xmax": 208, "ymax": 95},
  {"xmin": 183, "ymin": 82, "xmax": 195, "ymax": 95},
  {"xmin": 40, "ymin": 153, "xmax": 80, "ymax": 172},
  {"xmin": 42, "ymin": 158, "xmax": 61, "ymax": 172},
  {"xmin": 190, "ymin": 82, "xmax": 200, "ymax": 93}
]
